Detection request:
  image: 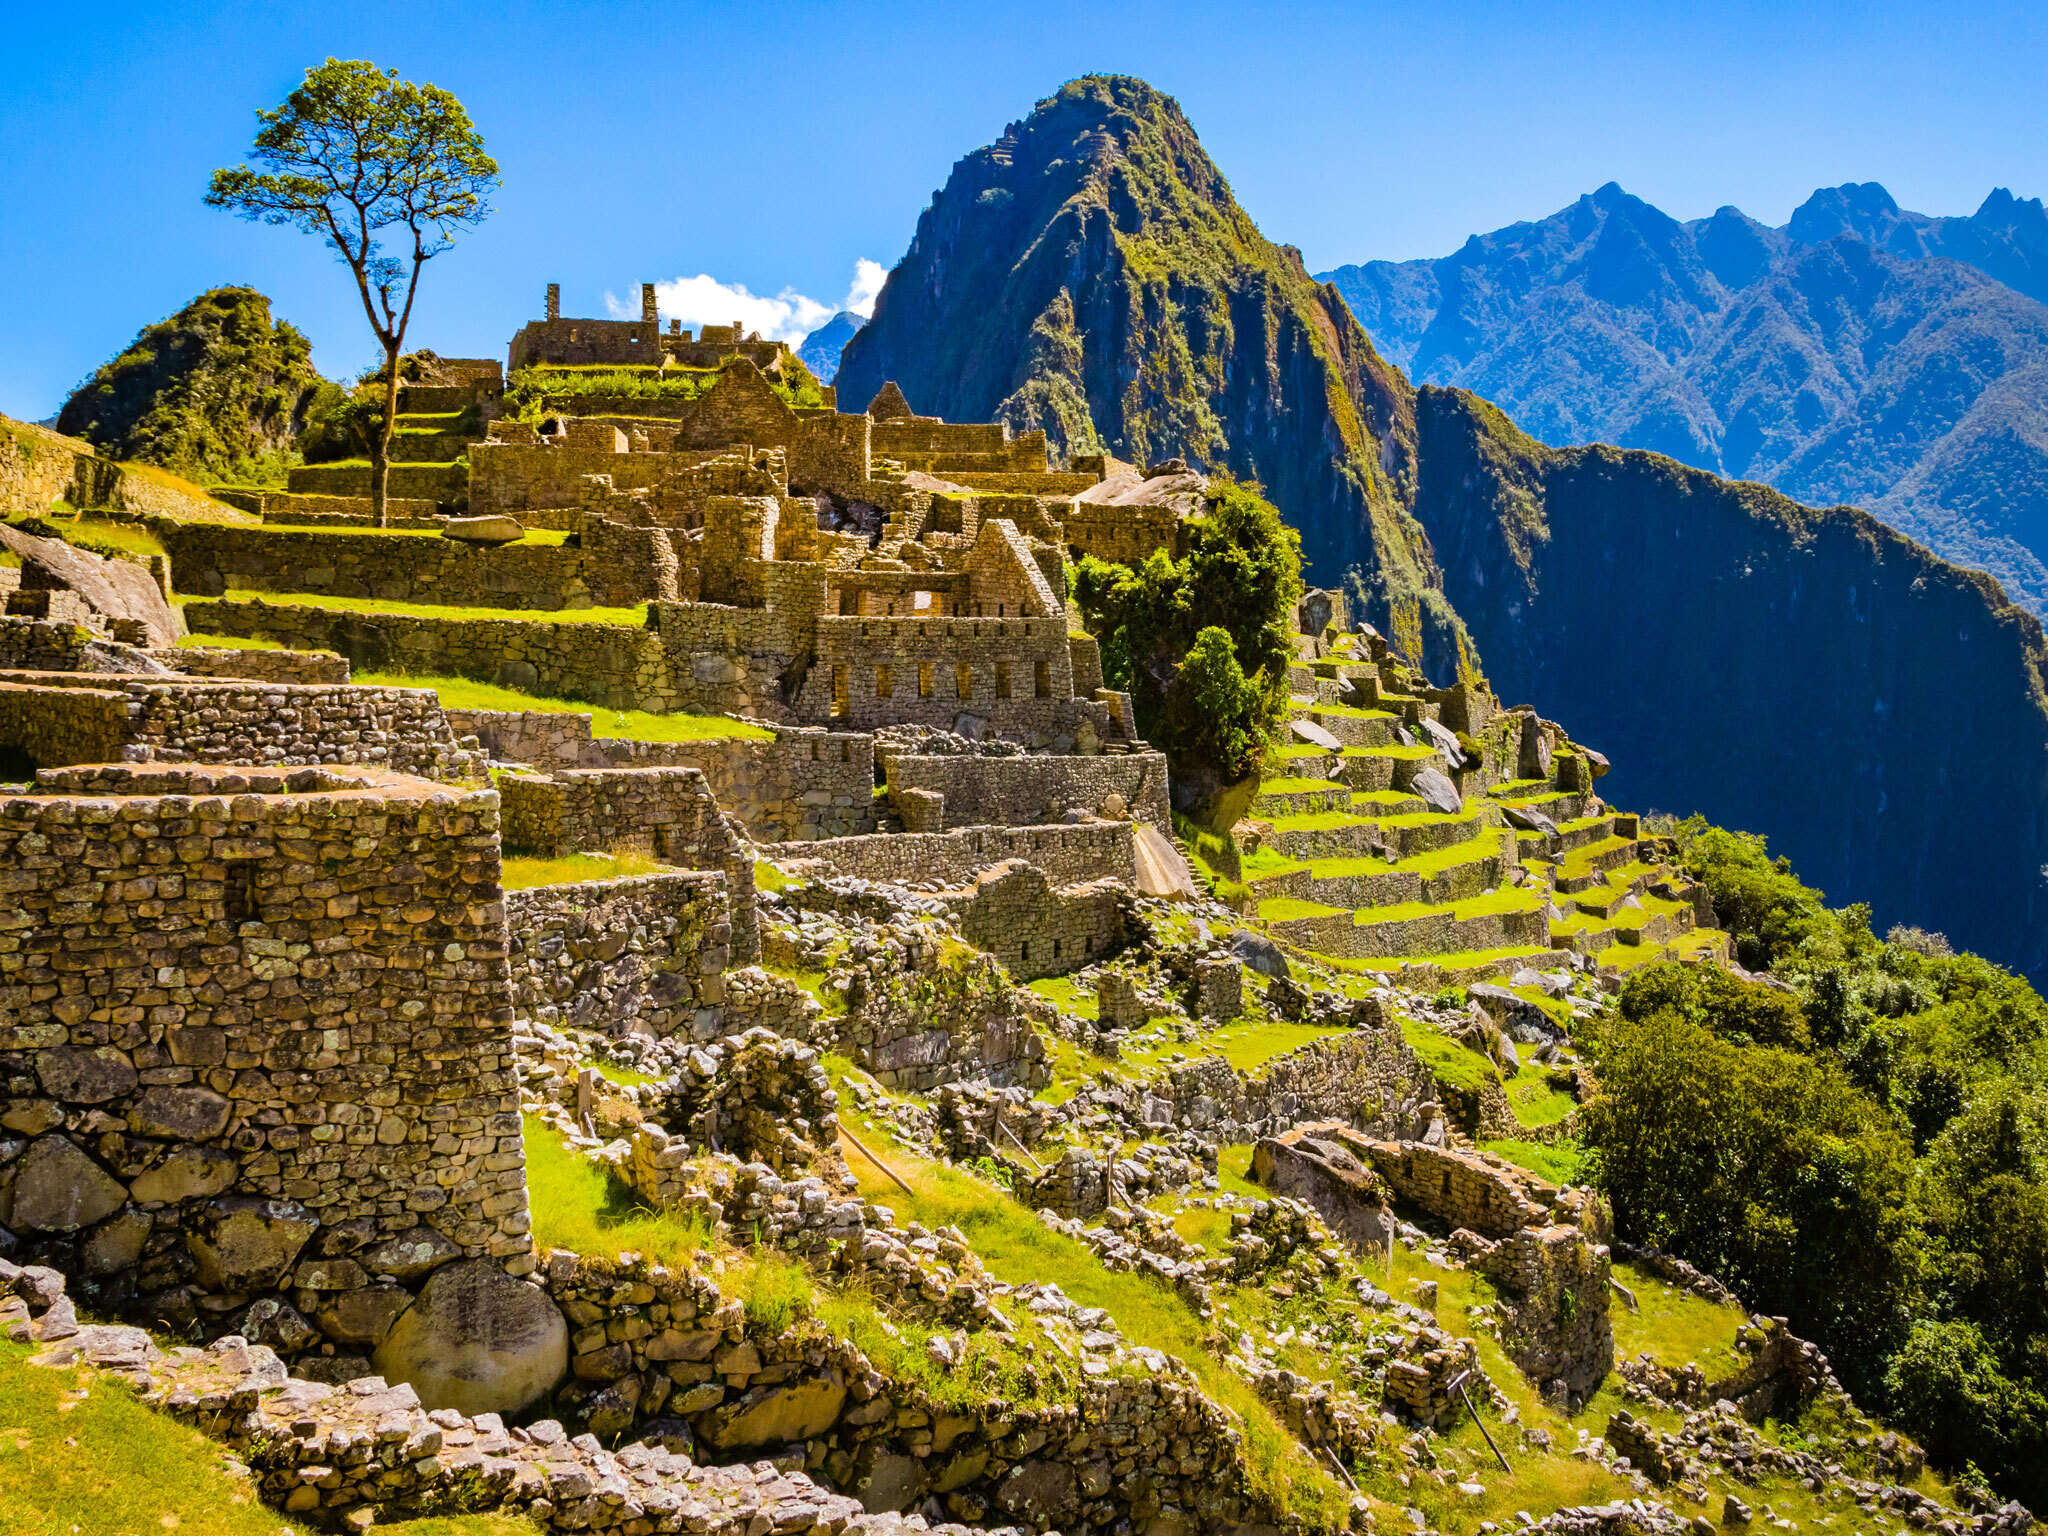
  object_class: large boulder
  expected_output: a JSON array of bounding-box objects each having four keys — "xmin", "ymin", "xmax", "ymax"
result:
[
  {"xmin": 7, "ymin": 1135, "xmax": 127, "ymax": 1232},
  {"xmin": 705, "ymin": 1376, "xmax": 848, "ymax": 1449},
  {"xmin": 0, "ymin": 522, "xmax": 180, "ymax": 648},
  {"xmin": 1410, "ymin": 766, "xmax": 1464, "ymax": 815},
  {"xmin": 372, "ymin": 1258, "xmax": 568, "ymax": 1416},
  {"xmin": 441, "ymin": 514, "xmax": 524, "ymax": 545},
  {"xmin": 1289, "ymin": 717, "xmax": 1342, "ymax": 752}
]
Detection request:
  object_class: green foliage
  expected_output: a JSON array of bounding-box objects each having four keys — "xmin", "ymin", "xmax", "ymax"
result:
[
  {"xmin": 1074, "ymin": 478, "xmax": 1301, "ymax": 788},
  {"xmin": 738, "ymin": 1248, "xmax": 817, "ymax": 1335},
  {"xmin": 1584, "ymin": 823, "xmax": 2048, "ymax": 1501},
  {"xmin": 298, "ymin": 378, "xmax": 385, "ymax": 463},
  {"xmin": 1583, "ymin": 1011, "xmax": 1921, "ymax": 1382},
  {"xmin": 207, "ymin": 59, "xmax": 498, "ymax": 523},
  {"xmin": 55, "ymin": 286, "xmax": 325, "ymax": 481}
]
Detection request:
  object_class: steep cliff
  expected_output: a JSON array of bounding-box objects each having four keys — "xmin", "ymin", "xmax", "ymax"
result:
[
  {"xmin": 837, "ymin": 76, "xmax": 1473, "ymax": 678},
  {"xmin": 56, "ymin": 286, "xmax": 323, "ymax": 483},
  {"xmin": 1413, "ymin": 386, "xmax": 2048, "ymax": 980}
]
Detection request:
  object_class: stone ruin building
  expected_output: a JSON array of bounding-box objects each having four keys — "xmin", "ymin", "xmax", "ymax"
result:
[{"xmin": 0, "ymin": 282, "xmax": 1897, "ymax": 1536}]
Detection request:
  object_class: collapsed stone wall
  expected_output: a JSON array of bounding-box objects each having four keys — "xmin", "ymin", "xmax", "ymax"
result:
[
  {"xmin": 775, "ymin": 820, "xmax": 1137, "ymax": 888},
  {"xmin": 1145, "ymin": 1016, "xmax": 1436, "ymax": 1140},
  {"xmin": 451, "ymin": 709, "xmax": 877, "ymax": 843},
  {"xmin": 883, "ymin": 749, "xmax": 1171, "ymax": 832},
  {"xmin": 498, "ymin": 766, "xmax": 760, "ymax": 962},
  {"xmin": 0, "ymin": 617, "xmax": 165, "ymax": 674},
  {"xmin": 0, "ymin": 673, "xmax": 482, "ymax": 780},
  {"xmin": 829, "ymin": 926, "xmax": 1049, "ymax": 1093},
  {"xmin": 505, "ymin": 870, "xmax": 731, "ymax": 1039},
  {"xmin": 152, "ymin": 645, "xmax": 352, "ymax": 685},
  {"xmin": 0, "ymin": 762, "xmax": 534, "ymax": 1384}
]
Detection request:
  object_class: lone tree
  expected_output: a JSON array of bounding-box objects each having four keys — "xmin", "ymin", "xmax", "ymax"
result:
[{"xmin": 207, "ymin": 59, "xmax": 497, "ymax": 525}]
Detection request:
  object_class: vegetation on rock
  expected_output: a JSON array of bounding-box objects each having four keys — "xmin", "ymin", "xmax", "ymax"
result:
[
  {"xmin": 837, "ymin": 74, "xmax": 1475, "ymax": 680},
  {"xmin": 54, "ymin": 286, "xmax": 323, "ymax": 485},
  {"xmin": 1074, "ymin": 478, "xmax": 1300, "ymax": 797}
]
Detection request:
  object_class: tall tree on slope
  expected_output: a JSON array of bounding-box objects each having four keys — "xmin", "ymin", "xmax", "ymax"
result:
[{"xmin": 207, "ymin": 59, "xmax": 497, "ymax": 525}]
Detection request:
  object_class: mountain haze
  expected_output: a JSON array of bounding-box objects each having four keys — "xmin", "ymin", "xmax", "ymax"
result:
[
  {"xmin": 1322, "ymin": 183, "xmax": 2048, "ymax": 614},
  {"xmin": 837, "ymin": 76, "xmax": 1475, "ymax": 680}
]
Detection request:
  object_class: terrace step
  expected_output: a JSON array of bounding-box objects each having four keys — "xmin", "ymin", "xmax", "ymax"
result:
[
  {"xmin": 1264, "ymin": 887, "xmax": 1550, "ymax": 961},
  {"xmin": 1290, "ymin": 705, "xmax": 1403, "ymax": 749},
  {"xmin": 1250, "ymin": 778, "xmax": 1352, "ymax": 818}
]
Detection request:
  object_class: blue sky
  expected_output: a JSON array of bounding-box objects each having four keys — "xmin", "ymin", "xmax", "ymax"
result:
[{"xmin": 3, "ymin": 0, "xmax": 2043, "ymax": 418}]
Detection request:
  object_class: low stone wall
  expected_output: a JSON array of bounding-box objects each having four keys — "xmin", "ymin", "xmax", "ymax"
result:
[
  {"xmin": 152, "ymin": 644, "xmax": 352, "ymax": 684},
  {"xmin": 186, "ymin": 597, "xmax": 807, "ymax": 719},
  {"xmin": 1252, "ymin": 1129, "xmax": 1396, "ymax": 1254},
  {"xmin": 162, "ymin": 523, "xmax": 624, "ymax": 611},
  {"xmin": 499, "ymin": 766, "xmax": 759, "ymax": 961},
  {"xmin": 0, "ymin": 616, "xmax": 159, "ymax": 673},
  {"xmin": 0, "ymin": 762, "xmax": 533, "ymax": 1385},
  {"xmin": 775, "ymin": 820, "xmax": 1136, "ymax": 888},
  {"xmin": 505, "ymin": 870, "xmax": 731, "ymax": 1038},
  {"xmin": 1360, "ymin": 1138, "xmax": 1570, "ymax": 1239},
  {"xmin": 0, "ymin": 671, "xmax": 482, "ymax": 780},
  {"xmin": 829, "ymin": 924, "xmax": 1049, "ymax": 1093},
  {"xmin": 451, "ymin": 709, "xmax": 877, "ymax": 843},
  {"xmin": 1146, "ymin": 1017, "xmax": 1436, "ymax": 1140},
  {"xmin": 883, "ymin": 749, "xmax": 1171, "ymax": 832}
]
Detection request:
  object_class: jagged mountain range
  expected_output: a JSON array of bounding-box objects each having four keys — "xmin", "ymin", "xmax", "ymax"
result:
[
  {"xmin": 1321, "ymin": 182, "xmax": 2048, "ymax": 614},
  {"xmin": 844, "ymin": 77, "xmax": 2048, "ymax": 982},
  {"xmin": 798, "ymin": 310, "xmax": 862, "ymax": 384}
]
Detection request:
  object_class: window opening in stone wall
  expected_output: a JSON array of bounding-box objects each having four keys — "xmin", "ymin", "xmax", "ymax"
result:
[
  {"xmin": 876, "ymin": 665, "xmax": 892, "ymax": 698},
  {"xmin": 1052, "ymin": 938, "xmax": 1062, "ymax": 959},
  {"xmin": 995, "ymin": 662, "xmax": 1011, "ymax": 699},
  {"xmin": 918, "ymin": 662, "xmax": 933, "ymax": 699},
  {"xmin": 831, "ymin": 665, "xmax": 848, "ymax": 718},
  {"xmin": 1020, "ymin": 940, "xmax": 1030, "ymax": 963},
  {"xmin": 1034, "ymin": 659, "xmax": 1051, "ymax": 698},
  {"xmin": 913, "ymin": 591, "xmax": 932, "ymax": 613},
  {"xmin": 225, "ymin": 861, "xmax": 257, "ymax": 926},
  {"xmin": 956, "ymin": 662, "xmax": 972, "ymax": 698}
]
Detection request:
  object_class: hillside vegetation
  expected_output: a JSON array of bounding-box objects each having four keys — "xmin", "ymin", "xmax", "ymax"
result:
[{"xmin": 55, "ymin": 285, "xmax": 325, "ymax": 486}]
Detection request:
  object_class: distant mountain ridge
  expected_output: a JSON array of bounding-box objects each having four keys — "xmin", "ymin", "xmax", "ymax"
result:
[
  {"xmin": 798, "ymin": 310, "xmax": 861, "ymax": 384},
  {"xmin": 1321, "ymin": 182, "xmax": 2048, "ymax": 614}
]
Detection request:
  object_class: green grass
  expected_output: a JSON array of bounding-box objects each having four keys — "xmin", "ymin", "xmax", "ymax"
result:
[
  {"xmin": 1479, "ymin": 1137, "xmax": 1587, "ymax": 1185},
  {"xmin": 829, "ymin": 1088, "xmax": 1348, "ymax": 1526},
  {"xmin": 1349, "ymin": 887, "xmax": 1545, "ymax": 926},
  {"xmin": 1026, "ymin": 974, "xmax": 1099, "ymax": 1020},
  {"xmin": 522, "ymin": 1114, "xmax": 713, "ymax": 1266},
  {"xmin": 752, "ymin": 858, "xmax": 790, "ymax": 893},
  {"xmin": 196, "ymin": 590, "xmax": 652, "ymax": 625},
  {"xmin": 501, "ymin": 850, "xmax": 671, "ymax": 889},
  {"xmin": 356, "ymin": 672, "xmax": 776, "ymax": 741},
  {"xmin": 1189, "ymin": 1017, "xmax": 1352, "ymax": 1074},
  {"xmin": 1398, "ymin": 1016, "xmax": 1501, "ymax": 1091},
  {"xmin": 1502, "ymin": 1061, "xmax": 1578, "ymax": 1127},
  {"xmin": 1239, "ymin": 845, "xmax": 1306, "ymax": 879},
  {"xmin": 173, "ymin": 631, "xmax": 290, "ymax": 651},
  {"xmin": 259, "ymin": 523, "xmax": 571, "ymax": 546},
  {"xmin": 1257, "ymin": 776, "xmax": 1344, "ymax": 794},
  {"xmin": 1257, "ymin": 896, "xmax": 1347, "ymax": 923}
]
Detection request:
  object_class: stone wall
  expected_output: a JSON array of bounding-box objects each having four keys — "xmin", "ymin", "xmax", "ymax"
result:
[
  {"xmin": 0, "ymin": 762, "xmax": 533, "ymax": 1377},
  {"xmin": 183, "ymin": 598, "xmax": 802, "ymax": 719},
  {"xmin": 470, "ymin": 442, "xmax": 670, "ymax": 517},
  {"xmin": 159, "ymin": 522, "xmax": 656, "ymax": 612},
  {"xmin": 945, "ymin": 861, "xmax": 1139, "ymax": 981},
  {"xmin": 0, "ymin": 673, "xmax": 482, "ymax": 780},
  {"xmin": 505, "ymin": 870, "xmax": 731, "ymax": 1039},
  {"xmin": 499, "ymin": 766, "xmax": 759, "ymax": 961},
  {"xmin": 154, "ymin": 645, "xmax": 352, "ymax": 685},
  {"xmin": 450, "ymin": 709, "xmax": 878, "ymax": 843},
  {"xmin": 1, "ymin": 416, "xmax": 240, "ymax": 522},
  {"xmin": 797, "ymin": 615, "xmax": 1076, "ymax": 734},
  {"xmin": 1359, "ymin": 1139, "xmax": 1571, "ymax": 1239},
  {"xmin": 1148, "ymin": 1018, "xmax": 1436, "ymax": 1140},
  {"xmin": 883, "ymin": 750, "xmax": 1171, "ymax": 832},
  {"xmin": 773, "ymin": 821, "xmax": 1137, "ymax": 889}
]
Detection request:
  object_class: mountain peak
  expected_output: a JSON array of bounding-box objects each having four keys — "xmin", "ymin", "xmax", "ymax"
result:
[{"xmin": 1786, "ymin": 180, "xmax": 1907, "ymax": 246}]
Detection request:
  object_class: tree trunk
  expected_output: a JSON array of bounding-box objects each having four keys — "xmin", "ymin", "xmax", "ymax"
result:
[{"xmin": 372, "ymin": 342, "xmax": 402, "ymax": 528}]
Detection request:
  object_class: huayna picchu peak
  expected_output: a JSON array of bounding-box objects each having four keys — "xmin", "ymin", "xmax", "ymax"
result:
[{"xmin": 1, "ymin": 47, "xmax": 2045, "ymax": 1536}]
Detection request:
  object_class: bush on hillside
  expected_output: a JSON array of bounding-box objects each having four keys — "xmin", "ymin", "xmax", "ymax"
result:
[{"xmin": 1073, "ymin": 478, "xmax": 1301, "ymax": 799}]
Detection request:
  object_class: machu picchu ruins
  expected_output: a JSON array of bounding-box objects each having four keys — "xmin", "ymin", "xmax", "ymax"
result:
[{"xmin": 1, "ymin": 48, "xmax": 2044, "ymax": 1536}]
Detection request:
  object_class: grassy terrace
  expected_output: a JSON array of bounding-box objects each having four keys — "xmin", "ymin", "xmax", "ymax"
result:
[
  {"xmin": 357, "ymin": 672, "xmax": 777, "ymax": 741},
  {"xmin": 0, "ymin": 1337, "xmax": 528, "ymax": 1536},
  {"xmin": 501, "ymin": 850, "xmax": 672, "ymax": 889},
  {"xmin": 189, "ymin": 589, "xmax": 652, "ymax": 625},
  {"xmin": 826, "ymin": 1072, "xmax": 1350, "ymax": 1524},
  {"xmin": 1345, "ymin": 886, "xmax": 1544, "ymax": 926},
  {"xmin": 257, "ymin": 523, "xmax": 571, "ymax": 545}
]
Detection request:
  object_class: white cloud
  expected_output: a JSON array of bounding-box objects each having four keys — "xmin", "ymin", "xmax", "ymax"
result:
[
  {"xmin": 606, "ymin": 259, "xmax": 887, "ymax": 346},
  {"xmin": 843, "ymin": 258, "xmax": 886, "ymax": 320}
]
